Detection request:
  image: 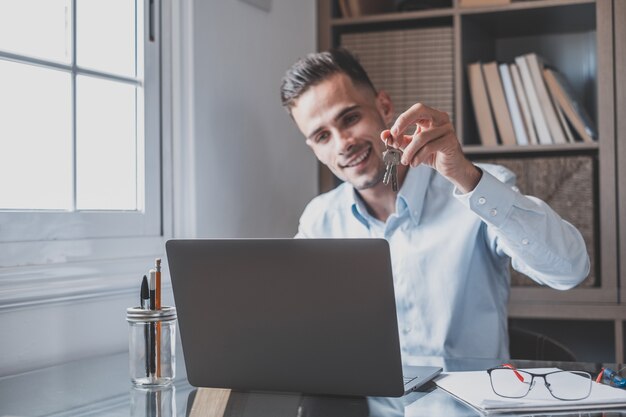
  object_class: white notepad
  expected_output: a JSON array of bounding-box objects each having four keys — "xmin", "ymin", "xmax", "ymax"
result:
[{"xmin": 435, "ymin": 368, "xmax": 626, "ymax": 414}]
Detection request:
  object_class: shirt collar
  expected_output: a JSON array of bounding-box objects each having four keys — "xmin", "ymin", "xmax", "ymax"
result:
[{"xmin": 350, "ymin": 165, "xmax": 433, "ymax": 227}]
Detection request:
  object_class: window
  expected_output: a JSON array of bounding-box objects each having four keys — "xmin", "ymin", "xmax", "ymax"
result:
[{"xmin": 0, "ymin": 0, "xmax": 161, "ymax": 250}]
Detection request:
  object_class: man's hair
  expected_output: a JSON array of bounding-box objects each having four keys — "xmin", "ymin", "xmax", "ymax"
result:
[{"xmin": 280, "ymin": 48, "xmax": 376, "ymax": 115}]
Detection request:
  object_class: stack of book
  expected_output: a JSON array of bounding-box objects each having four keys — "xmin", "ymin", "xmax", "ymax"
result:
[
  {"xmin": 342, "ymin": 26, "xmax": 454, "ymax": 127},
  {"xmin": 467, "ymin": 53, "xmax": 597, "ymax": 147}
]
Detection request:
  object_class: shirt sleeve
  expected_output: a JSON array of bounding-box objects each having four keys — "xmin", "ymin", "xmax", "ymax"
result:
[{"xmin": 454, "ymin": 165, "xmax": 590, "ymax": 290}]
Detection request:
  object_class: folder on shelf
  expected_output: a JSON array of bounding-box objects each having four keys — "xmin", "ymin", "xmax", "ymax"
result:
[
  {"xmin": 467, "ymin": 62, "xmax": 498, "ymax": 146},
  {"xmin": 435, "ymin": 368, "xmax": 626, "ymax": 415},
  {"xmin": 543, "ymin": 68, "xmax": 597, "ymax": 143},
  {"xmin": 498, "ymin": 63, "xmax": 528, "ymax": 145},
  {"xmin": 523, "ymin": 53, "xmax": 568, "ymax": 144},
  {"xmin": 510, "ymin": 63, "xmax": 538, "ymax": 145},
  {"xmin": 515, "ymin": 55, "xmax": 552, "ymax": 145},
  {"xmin": 482, "ymin": 62, "xmax": 516, "ymax": 146}
]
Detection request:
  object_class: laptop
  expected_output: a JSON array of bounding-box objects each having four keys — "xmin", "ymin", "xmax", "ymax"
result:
[{"xmin": 166, "ymin": 238, "xmax": 441, "ymax": 397}]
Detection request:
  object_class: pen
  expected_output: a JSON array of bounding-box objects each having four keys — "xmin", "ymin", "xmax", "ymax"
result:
[
  {"xmin": 149, "ymin": 269, "xmax": 156, "ymax": 310},
  {"xmin": 149, "ymin": 269, "xmax": 157, "ymax": 378},
  {"xmin": 155, "ymin": 258, "xmax": 161, "ymax": 310}
]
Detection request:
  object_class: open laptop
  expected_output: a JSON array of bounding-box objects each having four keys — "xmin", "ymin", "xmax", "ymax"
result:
[{"xmin": 166, "ymin": 238, "xmax": 441, "ymax": 397}]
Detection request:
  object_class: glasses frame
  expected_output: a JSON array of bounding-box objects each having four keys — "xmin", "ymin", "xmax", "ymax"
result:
[{"xmin": 486, "ymin": 366, "xmax": 593, "ymax": 401}]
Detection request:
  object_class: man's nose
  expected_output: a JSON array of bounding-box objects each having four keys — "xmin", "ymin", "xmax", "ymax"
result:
[{"xmin": 336, "ymin": 131, "xmax": 356, "ymax": 154}]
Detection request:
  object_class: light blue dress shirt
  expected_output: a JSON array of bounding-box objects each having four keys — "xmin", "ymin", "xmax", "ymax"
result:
[{"xmin": 295, "ymin": 164, "xmax": 589, "ymax": 361}]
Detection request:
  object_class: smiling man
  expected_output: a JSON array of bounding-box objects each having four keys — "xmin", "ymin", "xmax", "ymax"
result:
[{"xmin": 280, "ymin": 48, "xmax": 589, "ymax": 361}]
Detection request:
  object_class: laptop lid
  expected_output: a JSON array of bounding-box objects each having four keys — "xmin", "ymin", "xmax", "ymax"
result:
[{"xmin": 166, "ymin": 238, "xmax": 405, "ymax": 397}]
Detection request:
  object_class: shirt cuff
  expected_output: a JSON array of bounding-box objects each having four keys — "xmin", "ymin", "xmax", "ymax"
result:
[{"xmin": 454, "ymin": 170, "xmax": 517, "ymax": 228}]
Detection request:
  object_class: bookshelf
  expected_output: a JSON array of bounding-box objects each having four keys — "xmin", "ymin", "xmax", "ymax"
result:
[{"xmin": 317, "ymin": 0, "xmax": 623, "ymax": 362}]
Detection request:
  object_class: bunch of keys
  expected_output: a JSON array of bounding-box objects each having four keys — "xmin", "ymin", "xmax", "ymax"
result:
[{"xmin": 382, "ymin": 138, "xmax": 402, "ymax": 192}]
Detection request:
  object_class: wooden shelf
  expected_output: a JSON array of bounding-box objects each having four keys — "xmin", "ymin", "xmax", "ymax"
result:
[
  {"xmin": 319, "ymin": 0, "xmax": 621, "ymax": 363},
  {"xmin": 458, "ymin": 0, "xmax": 595, "ymax": 15},
  {"xmin": 329, "ymin": 0, "xmax": 595, "ymax": 27},
  {"xmin": 464, "ymin": 142, "xmax": 599, "ymax": 156},
  {"xmin": 330, "ymin": 8, "xmax": 454, "ymax": 27}
]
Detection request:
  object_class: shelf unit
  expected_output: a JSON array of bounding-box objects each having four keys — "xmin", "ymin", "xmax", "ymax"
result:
[{"xmin": 317, "ymin": 0, "xmax": 623, "ymax": 362}]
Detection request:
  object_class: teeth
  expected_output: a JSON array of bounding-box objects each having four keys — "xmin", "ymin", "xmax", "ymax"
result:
[{"xmin": 346, "ymin": 147, "xmax": 370, "ymax": 167}]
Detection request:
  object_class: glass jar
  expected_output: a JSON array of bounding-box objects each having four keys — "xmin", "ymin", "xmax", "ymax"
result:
[{"xmin": 126, "ymin": 306, "xmax": 177, "ymax": 386}]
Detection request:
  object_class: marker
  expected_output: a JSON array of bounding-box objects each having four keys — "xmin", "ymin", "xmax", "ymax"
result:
[
  {"xmin": 140, "ymin": 275, "xmax": 150, "ymax": 377},
  {"xmin": 141, "ymin": 275, "xmax": 150, "ymax": 310}
]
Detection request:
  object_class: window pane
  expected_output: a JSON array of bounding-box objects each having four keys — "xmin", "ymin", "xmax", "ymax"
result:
[
  {"xmin": 0, "ymin": 60, "xmax": 73, "ymax": 210},
  {"xmin": 77, "ymin": 0, "xmax": 137, "ymax": 77},
  {"xmin": 76, "ymin": 76, "xmax": 137, "ymax": 210},
  {"xmin": 0, "ymin": 0, "xmax": 72, "ymax": 63}
]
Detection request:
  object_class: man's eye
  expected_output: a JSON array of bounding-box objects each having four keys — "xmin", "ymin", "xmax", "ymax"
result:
[
  {"xmin": 316, "ymin": 132, "xmax": 330, "ymax": 143},
  {"xmin": 345, "ymin": 113, "xmax": 360, "ymax": 125}
]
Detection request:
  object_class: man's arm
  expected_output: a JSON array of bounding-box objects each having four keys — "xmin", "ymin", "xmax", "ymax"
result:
[
  {"xmin": 383, "ymin": 103, "xmax": 589, "ymax": 289},
  {"xmin": 455, "ymin": 165, "xmax": 589, "ymax": 289}
]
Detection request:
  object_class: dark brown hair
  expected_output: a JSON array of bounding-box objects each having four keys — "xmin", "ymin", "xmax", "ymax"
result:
[{"xmin": 280, "ymin": 48, "xmax": 376, "ymax": 115}]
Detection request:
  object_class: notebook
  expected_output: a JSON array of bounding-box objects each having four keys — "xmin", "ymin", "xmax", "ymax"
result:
[{"xmin": 166, "ymin": 238, "xmax": 441, "ymax": 397}]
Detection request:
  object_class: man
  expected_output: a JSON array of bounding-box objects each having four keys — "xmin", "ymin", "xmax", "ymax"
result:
[{"xmin": 280, "ymin": 48, "xmax": 589, "ymax": 360}]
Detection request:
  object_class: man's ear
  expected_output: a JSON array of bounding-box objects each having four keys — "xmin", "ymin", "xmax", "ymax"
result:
[{"xmin": 376, "ymin": 90, "xmax": 394, "ymax": 126}]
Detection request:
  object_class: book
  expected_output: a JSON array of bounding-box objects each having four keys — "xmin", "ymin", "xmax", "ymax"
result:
[
  {"xmin": 524, "ymin": 53, "xmax": 567, "ymax": 144},
  {"xmin": 499, "ymin": 63, "xmax": 528, "ymax": 145},
  {"xmin": 550, "ymin": 84, "xmax": 575, "ymax": 143},
  {"xmin": 482, "ymin": 62, "xmax": 516, "ymax": 146},
  {"xmin": 510, "ymin": 63, "xmax": 538, "ymax": 145},
  {"xmin": 515, "ymin": 55, "xmax": 552, "ymax": 145},
  {"xmin": 543, "ymin": 68, "xmax": 597, "ymax": 143},
  {"xmin": 467, "ymin": 62, "xmax": 498, "ymax": 146}
]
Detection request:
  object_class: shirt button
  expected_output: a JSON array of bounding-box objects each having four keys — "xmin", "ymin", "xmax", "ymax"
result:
[
  {"xmin": 403, "ymin": 326, "xmax": 412, "ymax": 334},
  {"xmin": 511, "ymin": 186, "xmax": 519, "ymax": 192},
  {"xmin": 522, "ymin": 238, "xmax": 529, "ymax": 245},
  {"xmin": 478, "ymin": 197, "xmax": 486, "ymax": 205},
  {"xmin": 490, "ymin": 208, "xmax": 498, "ymax": 217}
]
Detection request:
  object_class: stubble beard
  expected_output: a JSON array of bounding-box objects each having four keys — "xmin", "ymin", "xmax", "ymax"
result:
[{"xmin": 350, "ymin": 159, "xmax": 386, "ymax": 190}]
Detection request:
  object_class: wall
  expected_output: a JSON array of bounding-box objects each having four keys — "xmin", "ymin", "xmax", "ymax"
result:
[{"xmin": 191, "ymin": 0, "xmax": 318, "ymax": 238}]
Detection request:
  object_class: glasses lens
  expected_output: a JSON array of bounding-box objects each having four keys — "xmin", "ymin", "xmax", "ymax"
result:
[
  {"xmin": 489, "ymin": 369, "xmax": 533, "ymax": 398},
  {"xmin": 545, "ymin": 371, "xmax": 592, "ymax": 400}
]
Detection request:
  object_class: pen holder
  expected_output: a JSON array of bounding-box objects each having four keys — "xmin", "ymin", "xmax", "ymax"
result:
[{"xmin": 126, "ymin": 306, "xmax": 177, "ymax": 386}]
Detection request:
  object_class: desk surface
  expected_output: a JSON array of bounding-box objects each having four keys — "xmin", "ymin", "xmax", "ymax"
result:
[{"xmin": 0, "ymin": 350, "xmax": 624, "ymax": 417}]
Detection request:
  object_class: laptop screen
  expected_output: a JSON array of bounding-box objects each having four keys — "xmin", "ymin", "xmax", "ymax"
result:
[{"xmin": 167, "ymin": 238, "xmax": 405, "ymax": 397}]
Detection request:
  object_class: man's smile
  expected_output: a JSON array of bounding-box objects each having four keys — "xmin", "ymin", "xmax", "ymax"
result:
[{"xmin": 341, "ymin": 144, "xmax": 372, "ymax": 168}]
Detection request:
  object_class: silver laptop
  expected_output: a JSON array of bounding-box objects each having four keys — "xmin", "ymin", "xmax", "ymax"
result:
[{"xmin": 166, "ymin": 238, "xmax": 441, "ymax": 397}]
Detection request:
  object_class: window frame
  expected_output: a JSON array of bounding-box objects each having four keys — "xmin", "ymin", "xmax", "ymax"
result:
[{"xmin": 0, "ymin": 0, "xmax": 162, "ymax": 255}]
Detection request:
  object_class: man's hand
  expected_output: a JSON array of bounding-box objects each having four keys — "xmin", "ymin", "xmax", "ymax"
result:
[{"xmin": 380, "ymin": 103, "xmax": 481, "ymax": 194}]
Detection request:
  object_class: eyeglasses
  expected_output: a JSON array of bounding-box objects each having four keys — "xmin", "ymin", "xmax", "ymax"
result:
[{"xmin": 486, "ymin": 364, "xmax": 592, "ymax": 401}]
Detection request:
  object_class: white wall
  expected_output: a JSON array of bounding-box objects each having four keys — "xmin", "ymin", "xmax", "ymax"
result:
[
  {"xmin": 191, "ymin": 0, "xmax": 318, "ymax": 238},
  {"xmin": 0, "ymin": 0, "xmax": 317, "ymax": 376}
]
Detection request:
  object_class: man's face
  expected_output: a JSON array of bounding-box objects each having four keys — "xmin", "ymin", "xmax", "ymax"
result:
[{"xmin": 291, "ymin": 73, "xmax": 393, "ymax": 190}]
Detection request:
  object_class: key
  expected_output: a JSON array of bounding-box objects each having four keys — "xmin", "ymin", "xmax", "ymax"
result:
[{"xmin": 382, "ymin": 143, "xmax": 402, "ymax": 192}]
